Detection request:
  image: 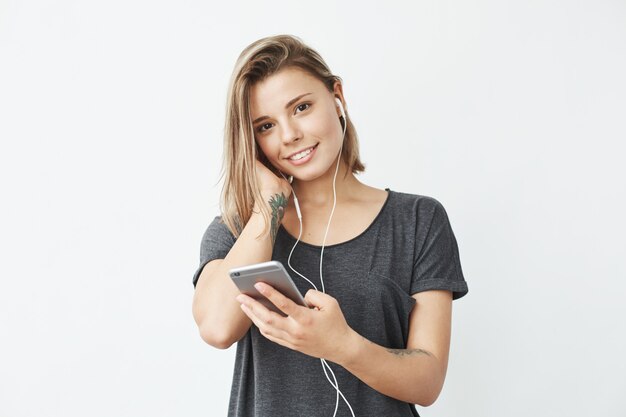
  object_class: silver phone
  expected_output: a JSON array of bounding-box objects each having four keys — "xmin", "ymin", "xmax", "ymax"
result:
[{"xmin": 229, "ymin": 260, "xmax": 309, "ymax": 316}]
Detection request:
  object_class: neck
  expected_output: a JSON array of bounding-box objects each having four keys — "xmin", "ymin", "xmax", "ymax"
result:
[{"xmin": 291, "ymin": 159, "xmax": 362, "ymax": 207}]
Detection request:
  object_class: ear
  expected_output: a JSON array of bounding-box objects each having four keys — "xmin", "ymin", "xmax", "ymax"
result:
[{"xmin": 332, "ymin": 81, "xmax": 345, "ymax": 115}]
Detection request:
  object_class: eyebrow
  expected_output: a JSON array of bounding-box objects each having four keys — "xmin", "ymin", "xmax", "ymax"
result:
[{"xmin": 252, "ymin": 93, "xmax": 313, "ymax": 125}]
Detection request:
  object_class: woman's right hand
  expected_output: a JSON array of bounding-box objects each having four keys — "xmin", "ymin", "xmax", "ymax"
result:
[
  {"xmin": 253, "ymin": 160, "xmax": 293, "ymax": 239},
  {"xmin": 254, "ymin": 159, "xmax": 293, "ymax": 203}
]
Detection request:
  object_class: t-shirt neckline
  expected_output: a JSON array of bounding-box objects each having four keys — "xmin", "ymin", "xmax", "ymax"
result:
[{"xmin": 278, "ymin": 188, "xmax": 393, "ymax": 249}]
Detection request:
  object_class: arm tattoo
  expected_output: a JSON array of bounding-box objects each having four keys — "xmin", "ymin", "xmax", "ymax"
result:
[
  {"xmin": 364, "ymin": 337, "xmax": 434, "ymax": 358},
  {"xmin": 267, "ymin": 192, "xmax": 288, "ymax": 244},
  {"xmin": 386, "ymin": 348, "xmax": 434, "ymax": 357}
]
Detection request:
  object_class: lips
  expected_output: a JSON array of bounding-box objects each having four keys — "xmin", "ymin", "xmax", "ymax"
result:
[
  {"xmin": 284, "ymin": 143, "xmax": 318, "ymax": 166},
  {"xmin": 285, "ymin": 143, "xmax": 318, "ymax": 160}
]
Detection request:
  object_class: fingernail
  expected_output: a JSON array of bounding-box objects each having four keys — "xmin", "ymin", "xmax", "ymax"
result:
[{"xmin": 254, "ymin": 283, "xmax": 265, "ymax": 292}]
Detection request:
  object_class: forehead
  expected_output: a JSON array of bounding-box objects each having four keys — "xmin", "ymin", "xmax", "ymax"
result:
[{"xmin": 249, "ymin": 67, "xmax": 326, "ymax": 114}]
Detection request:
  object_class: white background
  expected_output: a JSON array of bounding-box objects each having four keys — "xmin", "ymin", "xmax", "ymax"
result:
[{"xmin": 1, "ymin": 1, "xmax": 625, "ymax": 416}]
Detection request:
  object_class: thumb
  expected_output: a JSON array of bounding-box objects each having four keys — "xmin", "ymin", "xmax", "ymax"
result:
[{"xmin": 304, "ymin": 289, "xmax": 335, "ymax": 310}]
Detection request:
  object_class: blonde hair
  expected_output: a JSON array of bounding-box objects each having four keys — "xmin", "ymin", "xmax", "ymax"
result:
[{"xmin": 219, "ymin": 34, "xmax": 365, "ymax": 238}]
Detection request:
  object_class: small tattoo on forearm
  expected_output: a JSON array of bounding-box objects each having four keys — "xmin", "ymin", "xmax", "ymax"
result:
[
  {"xmin": 386, "ymin": 348, "xmax": 433, "ymax": 357},
  {"xmin": 268, "ymin": 192, "xmax": 288, "ymax": 244}
]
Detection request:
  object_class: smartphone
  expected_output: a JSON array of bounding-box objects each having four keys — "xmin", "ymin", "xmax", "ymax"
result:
[{"xmin": 229, "ymin": 261, "xmax": 310, "ymax": 316}]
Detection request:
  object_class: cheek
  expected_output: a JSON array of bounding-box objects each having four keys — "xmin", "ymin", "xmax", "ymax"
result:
[{"xmin": 304, "ymin": 111, "xmax": 338, "ymax": 137}]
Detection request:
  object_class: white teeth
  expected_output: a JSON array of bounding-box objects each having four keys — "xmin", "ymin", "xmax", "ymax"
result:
[{"xmin": 289, "ymin": 147, "xmax": 314, "ymax": 160}]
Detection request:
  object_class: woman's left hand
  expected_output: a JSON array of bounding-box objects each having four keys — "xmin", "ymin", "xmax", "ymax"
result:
[{"xmin": 236, "ymin": 282, "xmax": 355, "ymax": 364}]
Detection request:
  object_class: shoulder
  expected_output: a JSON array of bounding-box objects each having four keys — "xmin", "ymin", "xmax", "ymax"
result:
[
  {"xmin": 202, "ymin": 215, "xmax": 237, "ymax": 242},
  {"xmin": 386, "ymin": 189, "xmax": 446, "ymax": 217},
  {"xmin": 383, "ymin": 190, "xmax": 458, "ymax": 243}
]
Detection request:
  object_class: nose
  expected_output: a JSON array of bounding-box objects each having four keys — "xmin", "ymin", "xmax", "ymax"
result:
[{"xmin": 280, "ymin": 119, "xmax": 302, "ymax": 145}]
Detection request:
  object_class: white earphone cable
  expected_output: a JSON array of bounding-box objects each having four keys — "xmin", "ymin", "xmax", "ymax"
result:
[{"xmin": 283, "ymin": 105, "xmax": 354, "ymax": 417}]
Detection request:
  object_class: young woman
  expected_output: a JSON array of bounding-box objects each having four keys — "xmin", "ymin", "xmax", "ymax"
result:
[{"xmin": 191, "ymin": 34, "xmax": 469, "ymax": 417}]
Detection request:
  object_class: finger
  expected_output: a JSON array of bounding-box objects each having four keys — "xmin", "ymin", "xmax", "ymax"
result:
[
  {"xmin": 237, "ymin": 294, "xmax": 291, "ymax": 334},
  {"xmin": 254, "ymin": 282, "xmax": 303, "ymax": 318},
  {"xmin": 257, "ymin": 324, "xmax": 297, "ymax": 351},
  {"xmin": 239, "ymin": 303, "xmax": 292, "ymax": 342},
  {"xmin": 304, "ymin": 289, "xmax": 336, "ymax": 310}
]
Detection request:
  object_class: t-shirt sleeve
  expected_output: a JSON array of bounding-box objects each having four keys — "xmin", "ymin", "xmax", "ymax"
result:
[
  {"xmin": 410, "ymin": 198, "xmax": 469, "ymax": 300},
  {"xmin": 192, "ymin": 216, "xmax": 237, "ymax": 288}
]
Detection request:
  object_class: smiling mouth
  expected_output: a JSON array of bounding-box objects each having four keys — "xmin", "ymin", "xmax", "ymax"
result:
[{"xmin": 286, "ymin": 144, "xmax": 318, "ymax": 161}]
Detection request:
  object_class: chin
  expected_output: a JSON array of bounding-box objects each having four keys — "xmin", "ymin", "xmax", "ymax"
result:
[{"xmin": 292, "ymin": 164, "xmax": 339, "ymax": 183}]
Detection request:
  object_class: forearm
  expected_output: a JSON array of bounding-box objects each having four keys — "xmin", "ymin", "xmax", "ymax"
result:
[
  {"xmin": 336, "ymin": 330, "xmax": 445, "ymax": 407},
  {"xmin": 193, "ymin": 196, "xmax": 287, "ymax": 348},
  {"xmin": 193, "ymin": 211, "xmax": 272, "ymax": 345}
]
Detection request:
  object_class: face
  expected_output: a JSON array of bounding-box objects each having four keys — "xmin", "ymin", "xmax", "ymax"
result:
[{"xmin": 249, "ymin": 66, "xmax": 345, "ymax": 182}]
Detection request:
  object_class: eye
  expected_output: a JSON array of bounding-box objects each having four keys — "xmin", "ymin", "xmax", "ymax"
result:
[
  {"xmin": 295, "ymin": 103, "xmax": 311, "ymax": 113},
  {"xmin": 257, "ymin": 122, "xmax": 273, "ymax": 134},
  {"xmin": 256, "ymin": 103, "xmax": 311, "ymax": 134}
]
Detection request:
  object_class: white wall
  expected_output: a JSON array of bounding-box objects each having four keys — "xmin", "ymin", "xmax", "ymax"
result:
[{"xmin": 1, "ymin": 1, "xmax": 624, "ymax": 416}]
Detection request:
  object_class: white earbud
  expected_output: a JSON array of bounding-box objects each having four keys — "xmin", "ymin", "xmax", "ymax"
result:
[
  {"xmin": 335, "ymin": 97, "xmax": 345, "ymax": 119},
  {"xmin": 278, "ymin": 171, "xmax": 302, "ymax": 220}
]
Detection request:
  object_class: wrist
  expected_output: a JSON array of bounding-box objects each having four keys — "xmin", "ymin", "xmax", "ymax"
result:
[
  {"xmin": 250, "ymin": 189, "xmax": 290, "ymax": 244},
  {"xmin": 335, "ymin": 328, "xmax": 365, "ymax": 368},
  {"xmin": 253, "ymin": 191, "xmax": 289, "ymax": 214},
  {"xmin": 260, "ymin": 186, "xmax": 291, "ymax": 202}
]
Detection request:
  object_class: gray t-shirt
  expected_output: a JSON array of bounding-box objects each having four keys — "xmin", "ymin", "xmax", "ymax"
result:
[{"xmin": 192, "ymin": 189, "xmax": 469, "ymax": 417}]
